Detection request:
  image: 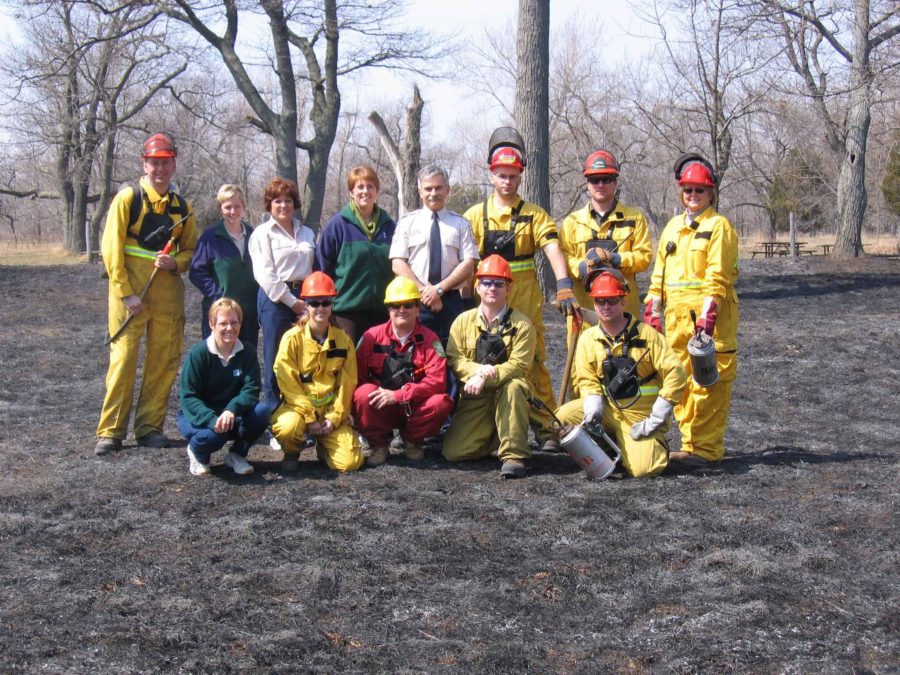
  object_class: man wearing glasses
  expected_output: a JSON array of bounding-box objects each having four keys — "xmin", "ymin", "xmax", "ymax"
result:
[
  {"xmin": 558, "ymin": 150, "xmax": 652, "ymax": 318},
  {"xmin": 354, "ymin": 277, "xmax": 454, "ymax": 466},
  {"xmin": 443, "ymin": 256, "xmax": 537, "ymax": 479},
  {"xmin": 556, "ymin": 270, "xmax": 685, "ymax": 478}
]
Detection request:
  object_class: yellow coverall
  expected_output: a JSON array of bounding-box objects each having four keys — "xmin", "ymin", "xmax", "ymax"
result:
[
  {"xmin": 646, "ymin": 207, "xmax": 739, "ymax": 461},
  {"xmin": 443, "ymin": 307, "xmax": 536, "ymax": 463},
  {"xmin": 557, "ymin": 317, "xmax": 686, "ymax": 477},
  {"xmin": 271, "ymin": 322, "xmax": 363, "ymax": 472},
  {"xmin": 463, "ymin": 196, "xmax": 557, "ymax": 438},
  {"xmin": 558, "ymin": 202, "xmax": 652, "ymax": 318},
  {"xmin": 97, "ymin": 178, "xmax": 197, "ymax": 441}
]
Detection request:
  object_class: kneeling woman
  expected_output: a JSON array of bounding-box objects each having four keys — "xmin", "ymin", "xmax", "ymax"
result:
[{"xmin": 270, "ymin": 272, "xmax": 363, "ymax": 473}]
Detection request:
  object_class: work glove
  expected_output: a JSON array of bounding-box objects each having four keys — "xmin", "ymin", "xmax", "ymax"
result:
[
  {"xmin": 643, "ymin": 296, "xmax": 663, "ymax": 333},
  {"xmin": 629, "ymin": 397, "xmax": 675, "ymax": 440},
  {"xmin": 585, "ymin": 247, "xmax": 607, "ymax": 269},
  {"xmin": 556, "ymin": 277, "xmax": 581, "ymax": 319},
  {"xmin": 582, "ymin": 394, "xmax": 604, "ymax": 425},
  {"xmin": 696, "ymin": 297, "xmax": 718, "ymax": 336}
]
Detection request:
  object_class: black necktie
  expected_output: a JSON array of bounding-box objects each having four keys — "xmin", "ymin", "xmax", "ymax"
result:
[{"xmin": 428, "ymin": 211, "xmax": 442, "ymax": 284}]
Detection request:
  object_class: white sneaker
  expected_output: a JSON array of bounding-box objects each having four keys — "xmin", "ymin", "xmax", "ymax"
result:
[
  {"xmin": 224, "ymin": 451, "xmax": 254, "ymax": 475},
  {"xmin": 269, "ymin": 434, "xmax": 282, "ymax": 451},
  {"xmin": 186, "ymin": 446, "xmax": 210, "ymax": 476}
]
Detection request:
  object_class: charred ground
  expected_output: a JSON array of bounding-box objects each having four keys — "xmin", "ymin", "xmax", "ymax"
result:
[{"xmin": 0, "ymin": 257, "xmax": 897, "ymax": 673}]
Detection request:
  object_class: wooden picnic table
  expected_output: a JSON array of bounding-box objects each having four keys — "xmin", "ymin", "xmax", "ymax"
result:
[{"xmin": 752, "ymin": 241, "xmax": 809, "ymax": 258}]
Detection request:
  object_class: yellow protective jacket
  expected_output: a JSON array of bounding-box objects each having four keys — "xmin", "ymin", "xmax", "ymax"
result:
[
  {"xmin": 463, "ymin": 195, "xmax": 558, "ymax": 281},
  {"xmin": 559, "ymin": 202, "xmax": 652, "ymax": 316},
  {"xmin": 274, "ymin": 322, "xmax": 357, "ymax": 428},
  {"xmin": 101, "ymin": 177, "xmax": 197, "ymax": 299},
  {"xmin": 447, "ymin": 307, "xmax": 536, "ymax": 390},
  {"xmin": 646, "ymin": 207, "xmax": 739, "ymax": 352},
  {"xmin": 573, "ymin": 316, "xmax": 686, "ymax": 421}
]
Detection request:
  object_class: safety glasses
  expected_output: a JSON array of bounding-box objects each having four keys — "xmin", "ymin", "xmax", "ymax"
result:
[
  {"xmin": 478, "ymin": 279, "xmax": 507, "ymax": 288},
  {"xmin": 682, "ymin": 187, "xmax": 707, "ymax": 194},
  {"xmin": 587, "ymin": 176, "xmax": 617, "ymax": 185},
  {"xmin": 306, "ymin": 299, "xmax": 333, "ymax": 308},
  {"xmin": 387, "ymin": 302, "xmax": 419, "ymax": 310},
  {"xmin": 594, "ymin": 297, "xmax": 623, "ymax": 306}
]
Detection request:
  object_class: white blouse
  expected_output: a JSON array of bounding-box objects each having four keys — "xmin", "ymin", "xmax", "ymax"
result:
[{"xmin": 248, "ymin": 216, "xmax": 316, "ymax": 306}]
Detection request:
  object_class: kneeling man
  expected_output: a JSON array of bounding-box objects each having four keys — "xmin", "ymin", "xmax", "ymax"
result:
[
  {"xmin": 557, "ymin": 271, "xmax": 686, "ymax": 477},
  {"xmin": 443, "ymin": 255, "xmax": 536, "ymax": 478},
  {"xmin": 354, "ymin": 277, "xmax": 454, "ymax": 465},
  {"xmin": 271, "ymin": 272, "xmax": 363, "ymax": 473},
  {"xmin": 179, "ymin": 298, "xmax": 269, "ymax": 476}
]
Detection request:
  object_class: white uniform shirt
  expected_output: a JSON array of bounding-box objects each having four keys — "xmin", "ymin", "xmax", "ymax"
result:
[
  {"xmin": 390, "ymin": 207, "xmax": 479, "ymax": 289},
  {"xmin": 248, "ymin": 216, "xmax": 316, "ymax": 306}
]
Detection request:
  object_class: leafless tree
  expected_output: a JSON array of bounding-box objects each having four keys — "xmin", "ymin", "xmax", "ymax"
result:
[{"xmin": 368, "ymin": 85, "xmax": 424, "ymax": 217}]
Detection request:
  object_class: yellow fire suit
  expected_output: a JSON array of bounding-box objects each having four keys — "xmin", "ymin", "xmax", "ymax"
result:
[
  {"xmin": 271, "ymin": 322, "xmax": 363, "ymax": 472},
  {"xmin": 97, "ymin": 178, "xmax": 197, "ymax": 441},
  {"xmin": 557, "ymin": 317, "xmax": 686, "ymax": 477},
  {"xmin": 443, "ymin": 306, "xmax": 536, "ymax": 463},
  {"xmin": 558, "ymin": 202, "xmax": 652, "ymax": 317},
  {"xmin": 646, "ymin": 206, "xmax": 739, "ymax": 461},
  {"xmin": 463, "ymin": 195, "xmax": 558, "ymax": 438}
]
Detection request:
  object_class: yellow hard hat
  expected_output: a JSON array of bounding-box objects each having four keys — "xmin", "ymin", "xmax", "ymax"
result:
[{"xmin": 384, "ymin": 276, "xmax": 421, "ymax": 304}]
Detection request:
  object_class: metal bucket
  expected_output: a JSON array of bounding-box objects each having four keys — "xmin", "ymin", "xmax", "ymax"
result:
[
  {"xmin": 560, "ymin": 424, "xmax": 620, "ymax": 480},
  {"xmin": 687, "ymin": 332, "xmax": 718, "ymax": 387}
]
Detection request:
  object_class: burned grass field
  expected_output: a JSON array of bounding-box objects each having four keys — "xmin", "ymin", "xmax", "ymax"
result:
[{"xmin": 0, "ymin": 257, "xmax": 898, "ymax": 673}]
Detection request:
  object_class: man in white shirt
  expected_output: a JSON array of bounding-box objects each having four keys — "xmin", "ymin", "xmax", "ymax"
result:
[{"xmin": 390, "ymin": 166, "xmax": 479, "ymax": 345}]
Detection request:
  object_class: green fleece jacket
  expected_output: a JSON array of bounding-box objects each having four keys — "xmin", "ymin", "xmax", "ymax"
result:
[{"xmin": 180, "ymin": 338, "xmax": 262, "ymax": 428}]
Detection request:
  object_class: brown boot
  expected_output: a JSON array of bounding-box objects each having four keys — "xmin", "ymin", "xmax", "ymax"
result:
[{"xmin": 367, "ymin": 447, "xmax": 388, "ymax": 466}]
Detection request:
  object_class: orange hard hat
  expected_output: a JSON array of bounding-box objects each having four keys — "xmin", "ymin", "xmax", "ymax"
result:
[
  {"xmin": 589, "ymin": 270, "xmax": 629, "ymax": 298},
  {"xmin": 489, "ymin": 146, "xmax": 525, "ymax": 172},
  {"xmin": 300, "ymin": 271, "xmax": 337, "ymax": 298},
  {"xmin": 678, "ymin": 162, "xmax": 716, "ymax": 188},
  {"xmin": 142, "ymin": 133, "xmax": 177, "ymax": 158},
  {"xmin": 475, "ymin": 254, "xmax": 513, "ymax": 282},
  {"xmin": 583, "ymin": 150, "xmax": 620, "ymax": 176}
]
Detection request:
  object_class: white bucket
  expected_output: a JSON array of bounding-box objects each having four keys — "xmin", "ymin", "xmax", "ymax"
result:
[
  {"xmin": 687, "ymin": 332, "xmax": 719, "ymax": 387},
  {"xmin": 560, "ymin": 424, "xmax": 620, "ymax": 480}
]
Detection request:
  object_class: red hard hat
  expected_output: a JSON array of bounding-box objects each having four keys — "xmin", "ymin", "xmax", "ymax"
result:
[
  {"xmin": 475, "ymin": 254, "xmax": 513, "ymax": 282},
  {"xmin": 142, "ymin": 133, "xmax": 177, "ymax": 158},
  {"xmin": 678, "ymin": 162, "xmax": 715, "ymax": 188},
  {"xmin": 300, "ymin": 271, "xmax": 337, "ymax": 298},
  {"xmin": 589, "ymin": 270, "xmax": 629, "ymax": 298},
  {"xmin": 489, "ymin": 146, "xmax": 525, "ymax": 172},
  {"xmin": 583, "ymin": 150, "xmax": 620, "ymax": 176}
]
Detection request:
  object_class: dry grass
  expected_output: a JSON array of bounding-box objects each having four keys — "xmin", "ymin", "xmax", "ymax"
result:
[
  {"xmin": 0, "ymin": 242, "xmax": 91, "ymax": 266},
  {"xmin": 739, "ymin": 233, "xmax": 900, "ymax": 258}
]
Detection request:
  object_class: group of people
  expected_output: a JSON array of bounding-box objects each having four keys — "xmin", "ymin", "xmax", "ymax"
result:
[{"xmin": 94, "ymin": 129, "xmax": 738, "ymax": 480}]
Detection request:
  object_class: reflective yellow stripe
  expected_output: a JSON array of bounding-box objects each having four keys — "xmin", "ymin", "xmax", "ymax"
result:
[
  {"xmin": 509, "ymin": 259, "xmax": 535, "ymax": 273},
  {"xmin": 124, "ymin": 245, "xmax": 158, "ymax": 260},
  {"xmin": 640, "ymin": 385, "xmax": 660, "ymax": 396},
  {"xmin": 307, "ymin": 391, "xmax": 336, "ymax": 407},
  {"xmin": 665, "ymin": 280, "xmax": 703, "ymax": 289}
]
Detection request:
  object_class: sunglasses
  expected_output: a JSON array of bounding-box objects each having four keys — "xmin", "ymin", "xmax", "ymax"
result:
[
  {"xmin": 387, "ymin": 302, "xmax": 419, "ymax": 310},
  {"xmin": 683, "ymin": 188, "xmax": 707, "ymax": 194},
  {"xmin": 478, "ymin": 279, "xmax": 507, "ymax": 288},
  {"xmin": 587, "ymin": 176, "xmax": 617, "ymax": 185},
  {"xmin": 594, "ymin": 297, "xmax": 623, "ymax": 306},
  {"xmin": 306, "ymin": 299, "xmax": 333, "ymax": 308}
]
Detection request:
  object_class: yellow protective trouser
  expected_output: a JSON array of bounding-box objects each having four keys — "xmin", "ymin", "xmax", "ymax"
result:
[
  {"xmin": 508, "ymin": 267, "xmax": 555, "ymax": 439},
  {"xmin": 271, "ymin": 403, "xmax": 363, "ymax": 473},
  {"xmin": 97, "ymin": 263, "xmax": 185, "ymax": 440},
  {"xmin": 665, "ymin": 299, "xmax": 737, "ymax": 462},
  {"xmin": 442, "ymin": 378, "xmax": 531, "ymax": 462},
  {"xmin": 557, "ymin": 399, "xmax": 669, "ymax": 478}
]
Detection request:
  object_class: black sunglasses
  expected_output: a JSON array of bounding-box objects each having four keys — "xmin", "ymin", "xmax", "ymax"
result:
[
  {"xmin": 587, "ymin": 175, "xmax": 617, "ymax": 185},
  {"xmin": 306, "ymin": 299, "xmax": 333, "ymax": 308},
  {"xmin": 682, "ymin": 187, "xmax": 707, "ymax": 194},
  {"xmin": 387, "ymin": 302, "xmax": 419, "ymax": 310},
  {"xmin": 594, "ymin": 297, "xmax": 623, "ymax": 306},
  {"xmin": 478, "ymin": 279, "xmax": 507, "ymax": 288}
]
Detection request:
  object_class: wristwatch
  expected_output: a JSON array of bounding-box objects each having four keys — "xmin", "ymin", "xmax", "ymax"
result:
[{"xmin": 436, "ymin": 285, "xmax": 444, "ymax": 297}]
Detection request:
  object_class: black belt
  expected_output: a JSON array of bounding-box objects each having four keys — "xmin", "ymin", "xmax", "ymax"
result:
[{"xmin": 285, "ymin": 280, "xmax": 304, "ymax": 291}]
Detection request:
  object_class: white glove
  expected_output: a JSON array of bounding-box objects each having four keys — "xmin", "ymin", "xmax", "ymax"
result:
[
  {"xmin": 582, "ymin": 394, "xmax": 605, "ymax": 425},
  {"xmin": 630, "ymin": 397, "xmax": 675, "ymax": 440}
]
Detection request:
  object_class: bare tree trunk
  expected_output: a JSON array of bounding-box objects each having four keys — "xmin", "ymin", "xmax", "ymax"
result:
[
  {"xmin": 368, "ymin": 86, "xmax": 424, "ymax": 217},
  {"xmin": 513, "ymin": 0, "xmax": 554, "ymax": 300}
]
